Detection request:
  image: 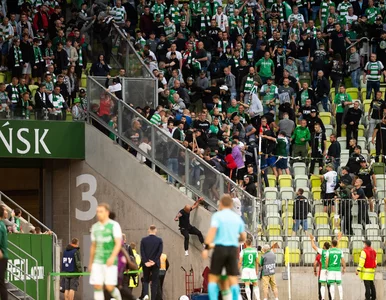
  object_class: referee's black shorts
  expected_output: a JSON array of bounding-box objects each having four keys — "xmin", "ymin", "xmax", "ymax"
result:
[{"xmin": 210, "ymin": 246, "xmax": 239, "ymax": 276}]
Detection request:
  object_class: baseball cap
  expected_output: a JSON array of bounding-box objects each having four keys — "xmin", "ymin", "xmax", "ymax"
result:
[
  {"xmin": 79, "ymin": 88, "xmax": 86, "ymax": 94},
  {"xmin": 187, "ymin": 77, "xmax": 193, "ymax": 81},
  {"xmin": 311, "ymin": 108, "xmax": 317, "ymax": 113},
  {"xmin": 220, "ymin": 85, "xmax": 228, "ymax": 91}
]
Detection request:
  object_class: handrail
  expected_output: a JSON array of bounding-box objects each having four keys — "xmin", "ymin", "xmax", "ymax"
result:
[
  {"xmin": 0, "ymin": 192, "xmax": 59, "ymax": 277},
  {"xmin": 346, "ymin": 37, "xmax": 369, "ymax": 52},
  {"xmin": 87, "ymin": 76, "xmax": 257, "ymax": 222},
  {"xmin": 8, "ymin": 240, "xmax": 40, "ymax": 300},
  {"xmin": 111, "ymin": 22, "xmax": 157, "ymax": 80}
]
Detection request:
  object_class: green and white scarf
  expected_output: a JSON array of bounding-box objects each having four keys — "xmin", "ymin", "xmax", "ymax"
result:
[
  {"xmin": 152, "ymin": 3, "xmax": 166, "ymax": 21},
  {"xmin": 169, "ymin": 5, "xmax": 181, "ymax": 24},
  {"xmin": 45, "ymin": 47, "xmax": 53, "ymax": 66},
  {"xmin": 215, "ymin": 101, "xmax": 222, "ymax": 113},
  {"xmin": 78, "ymin": 48, "xmax": 83, "ymax": 67},
  {"xmin": 245, "ymin": 50, "xmax": 254, "ymax": 61},
  {"xmin": 18, "ymin": 84, "xmax": 27, "ymax": 95},
  {"xmin": 244, "ymin": 75, "xmax": 254, "ymax": 93},
  {"xmin": 190, "ymin": 2, "xmax": 201, "ymax": 17},
  {"xmin": 225, "ymin": 3, "xmax": 236, "ymax": 16},
  {"xmin": 233, "ymin": 57, "xmax": 239, "ymax": 68},
  {"xmin": 10, "ymin": 85, "xmax": 19, "ymax": 103},
  {"xmin": 200, "ymin": 14, "xmax": 211, "ymax": 30},
  {"xmin": 229, "ymin": 15, "xmax": 242, "ymax": 31},
  {"xmin": 244, "ymin": 13, "xmax": 255, "ymax": 29},
  {"xmin": 307, "ymin": 27, "xmax": 317, "ymax": 39},
  {"xmin": 52, "ymin": 93, "xmax": 64, "ymax": 109},
  {"xmin": 14, "ymin": 46, "xmax": 23, "ymax": 67},
  {"xmin": 33, "ymin": 46, "xmax": 43, "ymax": 64}
]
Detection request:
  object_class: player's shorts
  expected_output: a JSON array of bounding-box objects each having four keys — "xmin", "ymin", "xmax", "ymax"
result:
[
  {"xmin": 327, "ymin": 270, "xmax": 342, "ymax": 284},
  {"xmin": 319, "ymin": 269, "xmax": 328, "ymax": 283},
  {"xmin": 89, "ymin": 263, "xmax": 118, "ymax": 286},
  {"xmin": 210, "ymin": 246, "xmax": 239, "ymax": 276},
  {"xmin": 241, "ymin": 268, "xmax": 258, "ymax": 282}
]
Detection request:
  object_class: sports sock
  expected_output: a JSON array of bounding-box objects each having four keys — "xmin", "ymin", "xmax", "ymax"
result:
[
  {"xmin": 94, "ymin": 289, "xmax": 104, "ymax": 300},
  {"xmin": 253, "ymin": 285, "xmax": 261, "ymax": 300},
  {"xmin": 221, "ymin": 289, "xmax": 232, "ymax": 300},
  {"xmin": 244, "ymin": 285, "xmax": 251, "ymax": 300},
  {"xmin": 338, "ymin": 284, "xmax": 343, "ymax": 300},
  {"xmin": 329, "ymin": 285, "xmax": 335, "ymax": 300},
  {"xmin": 110, "ymin": 287, "xmax": 122, "ymax": 300},
  {"xmin": 230, "ymin": 284, "xmax": 241, "ymax": 300},
  {"xmin": 208, "ymin": 282, "xmax": 220, "ymax": 300},
  {"xmin": 320, "ymin": 285, "xmax": 325, "ymax": 300}
]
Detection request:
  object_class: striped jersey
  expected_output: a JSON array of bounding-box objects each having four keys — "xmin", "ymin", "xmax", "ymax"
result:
[
  {"xmin": 320, "ymin": 1, "xmax": 336, "ymax": 22},
  {"xmin": 337, "ymin": 1, "xmax": 352, "ymax": 16},
  {"xmin": 111, "ymin": 6, "xmax": 126, "ymax": 22},
  {"xmin": 365, "ymin": 61, "xmax": 384, "ymax": 81}
]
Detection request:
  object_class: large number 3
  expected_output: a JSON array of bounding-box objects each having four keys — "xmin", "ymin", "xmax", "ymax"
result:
[{"xmin": 75, "ymin": 174, "xmax": 98, "ymax": 221}]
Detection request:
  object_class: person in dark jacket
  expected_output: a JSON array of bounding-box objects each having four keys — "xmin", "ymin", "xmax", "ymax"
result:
[
  {"xmin": 90, "ymin": 54, "xmax": 110, "ymax": 76},
  {"xmin": 306, "ymin": 109, "xmax": 325, "ymax": 133},
  {"xmin": 35, "ymin": 84, "xmax": 54, "ymax": 118},
  {"xmin": 344, "ymin": 101, "xmax": 363, "ymax": 148},
  {"xmin": 140, "ymin": 225, "xmax": 163, "ymax": 300},
  {"xmin": 315, "ymin": 70, "xmax": 330, "ymax": 112},
  {"xmin": 61, "ymin": 238, "xmax": 82, "ymax": 300},
  {"xmin": 292, "ymin": 188, "xmax": 310, "ymax": 236},
  {"xmin": 346, "ymin": 145, "xmax": 365, "ymax": 176},
  {"xmin": 296, "ymin": 82, "xmax": 315, "ymax": 107},
  {"xmin": 54, "ymin": 42, "xmax": 69, "ymax": 74},
  {"xmin": 16, "ymin": 92, "xmax": 34, "ymax": 118},
  {"xmin": 327, "ymin": 134, "xmax": 341, "ymax": 170}
]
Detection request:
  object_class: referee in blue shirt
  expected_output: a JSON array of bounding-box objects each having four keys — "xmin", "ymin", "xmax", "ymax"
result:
[{"xmin": 202, "ymin": 194, "xmax": 246, "ymax": 300}]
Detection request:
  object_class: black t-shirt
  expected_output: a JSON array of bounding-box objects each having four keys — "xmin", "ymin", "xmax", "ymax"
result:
[
  {"xmin": 330, "ymin": 30, "xmax": 346, "ymax": 52},
  {"xmin": 297, "ymin": 38, "xmax": 311, "ymax": 57},
  {"xmin": 196, "ymin": 49, "xmax": 208, "ymax": 68},
  {"xmin": 194, "ymin": 119, "xmax": 211, "ymax": 132},
  {"xmin": 354, "ymin": 187, "xmax": 366, "ymax": 200},
  {"xmin": 375, "ymin": 122, "xmax": 386, "ymax": 143},
  {"xmin": 370, "ymin": 99, "xmax": 386, "ymax": 119},
  {"xmin": 311, "ymin": 131, "xmax": 326, "ymax": 154},
  {"xmin": 156, "ymin": 40, "xmax": 170, "ymax": 60},
  {"xmin": 178, "ymin": 208, "xmax": 192, "ymax": 229}
]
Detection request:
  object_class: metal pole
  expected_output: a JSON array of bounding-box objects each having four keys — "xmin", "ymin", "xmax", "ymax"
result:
[
  {"xmin": 254, "ymin": 136, "xmax": 263, "ymax": 230},
  {"xmin": 184, "ymin": 148, "xmax": 190, "ymax": 195},
  {"xmin": 286, "ymin": 198, "xmax": 292, "ymax": 300},
  {"xmin": 151, "ymin": 126, "xmax": 156, "ymax": 171},
  {"xmin": 24, "ymin": 258, "xmax": 27, "ymax": 300}
]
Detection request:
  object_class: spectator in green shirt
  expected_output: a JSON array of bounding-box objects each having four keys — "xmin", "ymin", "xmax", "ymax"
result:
[
  {"xmin": 227, "ymin": 99, "xmax": 239, "ymax": 118},
  {"xmin": 291, "ymin": 119, "xmax": 311, "ymax": 161},
  {"xmin": 333, "ymin": 85, "xmax": 352, "ymax": 137},
  {"xmin": 0, "ymin": 205, "xmax": 8, "ymax": 300},
  {"xmin": 255, "ymin": 52, "xmax": 275, "ymax": 84}
]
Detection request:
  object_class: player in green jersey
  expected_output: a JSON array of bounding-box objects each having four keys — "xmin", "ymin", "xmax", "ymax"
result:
[
  {"xmin": 89, "ymin": 203, "xmax": 123, "ymax": 300},
  {"xmin": 326, "ymin": 240, "xmax": 346, "ymax": 300},
  {"xmin": 238, "ymin": 239, "xmax": 260, "ymax": 300},
  {"xmin": 310, "ymin": 234, "xmax": 330, "ymax": 300}
]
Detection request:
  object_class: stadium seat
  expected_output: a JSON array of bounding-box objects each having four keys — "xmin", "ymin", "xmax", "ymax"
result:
[
  {"xmin": 368, "ymin": 212, "xmax": 378, "ymax": 225},
  {"xmin": 280, "ymin": 187, "xmax": 295, "ymax": 200},
  {"xmin": 350, "ymin": 236, "xmax": 365, "ymax": 250},
  {"xmin": 267, "ymin": 214, "xmax": 281, "ymax": 226},
  {"xmin": 312, "ymin": 187, "xmax": 322, "ymax": 200},
  {"xmin": 373, "ymin": 163, "xmax": 386, "ymax": 175},
  {"xmin": 264, "ymin": 187, "xmax": 278, "ymax": 200},
  {"xmin": 274, "ymin": 249, "xmax": 284, "ymax": 265},
  {"xmin": 302, "ymin": 239, "xmax": 313, "ymax": 251},
  {"xmin": 325, "ymin": 125, "xmax": 333, "ymax": 138},
  {"xmin": 340, "ymin": 150, "xmax": 350, "ymax": 165},
  {"xmin": 314, "ymin": 201, "xmax": 324, "ymax": 213},
  {"xmin": 318, "ymin": 236, "xmax": 332, "ymax": 248},
  {"xmin": 287, "ymin": 237, "xmax": 300, "ymax": 249},
  {"xmin": 303, "ymin": 251, "xmax": 317, "ymax": 264},
  {"xmin": 376, "ymin": 249, "xmax": 383, "ymax": 265},
  {"xmin": 341, "ymin": 126, "xmax": 346, "ymax": 137},
  {"xmin": 337, "ymin": 236, "xmax": 349, "ymax": 249},
  {"xmin": 337, "ymin": 137, "xmax": 346, "ymax": 150},
  {"xmin": 287, "ymin": 248, "xmax": 301, "ymax": 264},
  {"xmin": 266, "ymin": 204, "xmax": 279, "ymax": 215},
  {"xmin": 342, "ymin": 248, "xmax": 350, "ymax": 263},
  {"xmin": 269, "ymin": 236, "xmax": 283, "ymax": 248},
  {"xmin": 319, "ymin": 112, "xmax": 332, "ymax": 125},
  {"xmin": 293, "ymin": 162, "xmax": 307, "ymax": 176},
  {"xmin": 315, "ymin": 212, "xmax": 328, "ymax": 225},
  {"xmin": 311, "ymin": 175, "xmax": 322, "ymax": 189},
  {"xmin": 346, "ymin": 87, "xmax": 359, "ymax": 99},
  {"xmin": 357, "ymin": 137, "xmax": 367, "ymax": 150},
  {"xmin": 81, "ymin": 73, "xmax": 87, "ymax": 87},
  {"xmin": 376, "ymin": 189, "xmax": 386, "ymax": 200},
  {"xmin": 358, "ymin": 125, "xmax": 365, "ymax": 137},
  {"xmin": 282, "ymin": 217, "xmax": 293, "ymax": 236},
  {"xmin": 379, "ymin": 212, "xmax": 385, "ymax": 226},
  {"xmin": 368, "ymin": 236, "xmax": 382, "ymax": 249},
  {"xmin": 362, "ymin": 90, "xmax": 373, "ymax": 100},
  {"xmin": 294, "ymin": 175, "xmax": 309, "ymax": 190},
  {"xmin": 281, "ymin": 199, "xmax": 294, "ymax": 212},
  {"xmin": 351, "ymin": 224, "xmax": 363, "ymax": 236},
  {"xmin": 267, "ymin": 174, "xmax": 277, "ymax": 187},
  {"xmin": 29, "ymin": 85, "xmax": 39, "ymax": 103},
  {"xmin": 316, "ymin": 227, "xmax": 330, "ymax": 236},
  {"xmin": 375, "ymin": 175, "xmax": 386, "ymax": 189},
  {"xmin": 363, "ymin": 100, "xmax": 372, "ymax": 113},
  {"xmin": 279, "ymin": 175, "xmax": 292, "ymax": 188},
  {"xmin": 267, "ymin": 225, "xmax": 281, "ymax": 236},
  {"xmin": 353, "ymin": 249, "xmax": 362, "ymax": 264}
]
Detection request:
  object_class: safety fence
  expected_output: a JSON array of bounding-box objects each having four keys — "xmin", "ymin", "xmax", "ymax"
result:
[
  {"xmin": 86, "ymin": 76, "xmax": 259, "ymax": 231},
  {"xmin": 255, "ymin": 197, "xmax": 386, "ymax": 270}
]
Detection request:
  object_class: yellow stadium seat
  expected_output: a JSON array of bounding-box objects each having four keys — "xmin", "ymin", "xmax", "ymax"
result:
[
  {"xmin": 376, "ymin": 249, "xmax": 383, "ymax": 265},
  {"xmin": 282, "ymin": 218, "xmax": 293, "ymax": 236},
  {"xmin": 362, "ymin": 90, "xmax": 373, "ymax": 100},
  {"xmin": 358, "ymin": 125, "xmax": 365, "ymax": 137},
  {"xmin": 330, "ymin": 90, "xmax": 335, "ymax": 101},
  {"xmin": 379, "ymin": 212, "xmax": 385, "ymax": 226},
  {"xmin": 278, "ymin": 175, "xmax": 292, "ymax": 188},
  {"xmin": 318, "ymin": 236, "xmax": 332, "ymax": 248},
  {"xmin": 312, "ymin": 187, "xmax": 322, "ymax": 200},
  {"xmin": 81, "ymin": 73, "xmax": 87, "ymax": 88},
  {"xmin": 353, "ymin": 249, "xmax": 361, "ymax": 264},
  {"xmin": 346, "ymin": 87, "xmax": 359, "ymax": 99},
  {"xmin": 267, "ymin": 225, "xmax": 281, "ymax": 236},
  {"xmin": 319, "ymin": 112, "xmax": 332, "ymax": 126},
  {"xmin": 0, "ymin": 72, "xmax": 5, "ymax": 83},
  {"xmin": 268, "ymin": 174, "xmax": 277, "ymax": 187},
  {"xmin": 287, "ymin": 248, "xmax": 301, "ymax": 264},
  {"xmin": 363, "ymin": 100, "xmax": 372, "ymax": 113},
  {"xmin": 315, "ymin": 212, "xmax": 328, "ymax": 225},
  {"xmin": 337, "ymin": 236, "xmax": 349, "ymax": 249},
  {"xmin": 341, "ymin": 126, "xmax": 346, "ymax": 137},
  {"xmin": 282, "ymin": 200, "xmax": 294, "ymax": 212},
  {"xmin": 311, "ymin": 175, "xmax": 322, "ymax": 189}
]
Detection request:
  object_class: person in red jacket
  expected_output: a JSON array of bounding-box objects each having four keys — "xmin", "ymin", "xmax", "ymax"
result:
[
  {"xmin": 33, "ymin": 5, "xmax": 49, "ymax": 32},
  {"xmin": 225, "ymin": 147, "xmax": 237, "ymax": 181}
]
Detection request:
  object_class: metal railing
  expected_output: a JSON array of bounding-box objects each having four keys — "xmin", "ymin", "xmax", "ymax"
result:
[
  {"xmin": 7, "ymin": 241, "xmax": 39, "ymax": 300},
  {"xmin": 346, "ymin": 37, "xmax": 369, "ymax": 52},
  {"xmin": 0, "ymin": 192, "xmax": 59, "ymax": 275},
  {"xmin": 87, "ymin": 76, "xmax": 258, "ymax": 231}
]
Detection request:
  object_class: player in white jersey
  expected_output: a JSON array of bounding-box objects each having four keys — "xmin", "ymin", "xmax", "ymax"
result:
[{"xmin": 89, "ymin": 203, "xmax": 123, "ymax": 300}]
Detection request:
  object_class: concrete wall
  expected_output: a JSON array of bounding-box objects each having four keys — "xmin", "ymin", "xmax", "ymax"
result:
[
  {"xmin": 274, "ymin": 267, "xmax": 386, "ymax": 300},
  {"xmin": 52, "ymin": 124, "xmax": 212, "ymax": 299}
]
